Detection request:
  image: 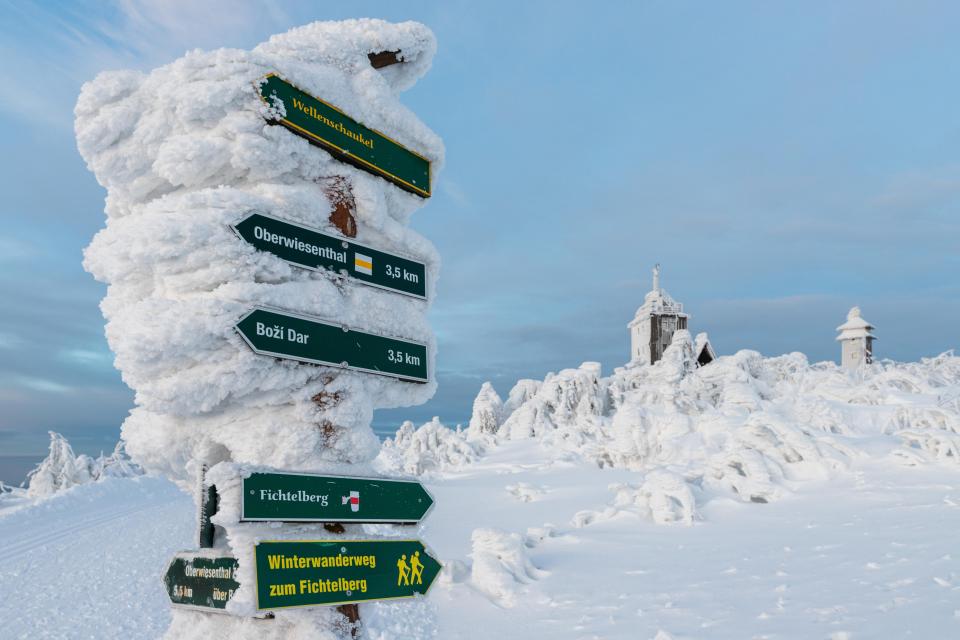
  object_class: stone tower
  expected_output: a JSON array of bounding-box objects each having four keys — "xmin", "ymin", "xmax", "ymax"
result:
[
  {"xmin": 628, "ymin": 264, "xmax": 689, "ymax": 365},
  {"xmin": 836, "ymin": 306, "xmax": 876, "ymax": 370}
]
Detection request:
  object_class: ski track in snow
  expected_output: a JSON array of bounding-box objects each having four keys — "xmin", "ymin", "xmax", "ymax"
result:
[
  {"xmin": 1, "ymin": 446, "xmax": 958, "ymax": 639},
  {"xmin": 0, "ymin": 476, "xmax": 192, "ymax": 640}
]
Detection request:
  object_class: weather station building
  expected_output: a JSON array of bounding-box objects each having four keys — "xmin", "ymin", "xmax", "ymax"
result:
[{"xmin": 628, "ymin": 265, "xmax": 715, "ymax": 367}]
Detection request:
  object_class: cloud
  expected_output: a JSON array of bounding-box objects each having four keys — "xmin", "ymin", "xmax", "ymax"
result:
[
  {"xmin": 0, "ymin": 0, "xmax": 293, "ymax": 129},
  {"xmin": 13, "ymin": 376, "xmax": 73, "ymax": 394}
]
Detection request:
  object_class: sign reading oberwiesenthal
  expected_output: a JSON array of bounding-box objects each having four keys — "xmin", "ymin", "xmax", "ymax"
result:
[
  {"xmin": 258, "ymin": 73, "xmax": 431, "ymax": 198},
  {"xmin": 255, "ymin": 539, "xmax": 440, "ymax": 609},
  {"xmin": 164, "ymin": 552, "xmax": 240, "ymax": 612},
  {"xmin": 233, "ymin": 212, "xmax": 427, "ymax": 299},
  {"xmin": 235, "ymin": 307, "xmax": 428, "ymax": 382},
  {"xmin": 241, "ymin": 471, "xmax": 433, "ymax": 523}
]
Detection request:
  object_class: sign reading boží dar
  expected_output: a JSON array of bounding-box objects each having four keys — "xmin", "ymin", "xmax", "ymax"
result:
[
  {"xmin": 164, "ymin": 552, "xmax": 240, "ymax": 612},
  {"xmin": 258, "ymin": 73, "xmax": 431, "ymax": 198},
  {"xmin": 255, "ymin": 539, "xmax": 440, "ymax": 610},
  {"xmin": 241, "ymin": 471, "xmax": 434, "ymax": 523},
  {"xmin": 233, "ymin": 212, "xmax": 427, "ymax": 299},
  {"xmin": 235, "ymin": 307, "xmax": 428, "ymax": 383}
]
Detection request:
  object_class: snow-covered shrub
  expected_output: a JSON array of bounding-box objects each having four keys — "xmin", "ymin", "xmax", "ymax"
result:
[
  {"xmin": 377, "ymin": 418, "xmax": 478, "ymax": 475},
  {"xmin": 437, "ymin": 328, "xmax": 960, "ymax": 516},
  {"xmin": 25, "ymin": 432, "xmax": 142, "ymax": 498},
  {"xmin": 572, "ymin": 471, "xmax": 697, "ymax": 527},
  {"xmin": 468, "ymin": 528, "xmax": 545, "ymax": 607},
  {"xmin": 466, "ymin": 382, "xmax": 503, "ymax": 440}
]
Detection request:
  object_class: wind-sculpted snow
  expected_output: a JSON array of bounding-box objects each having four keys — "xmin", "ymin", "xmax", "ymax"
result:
[
  {"xmin": 377, "ymin": 418, "xmax": 479, "ymax": 476},
  {"xmin": 466, "ymin": 382, "xmax": 503, "ymax": 439},
  {"xmin": 77, "ymin": 19, "xmax": 443, "ymax": 489},
  {"xmin": 23, "ymin": 432, "xmax": 141, "ymax": 499},
  {"xmin": 388, "ymin": 333, "xmax": 960, "ymax": 524},
  {"xmin": 467, "ymin": 528, "xmax": 546, "ymax": 607},
  {"xmin": 76, "ymin": 19, "xmax": 443, "ymax": 639}
]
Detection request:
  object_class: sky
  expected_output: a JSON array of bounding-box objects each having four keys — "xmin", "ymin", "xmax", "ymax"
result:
[{"xmin": 0, "ymin": 0, "xmax": 958, "ymax": 460}]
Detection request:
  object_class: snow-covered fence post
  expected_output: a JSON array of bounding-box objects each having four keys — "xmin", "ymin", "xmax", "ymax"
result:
[{"xmin": 77, "ymin": 19, "xmax": 443, "ymax": 639}]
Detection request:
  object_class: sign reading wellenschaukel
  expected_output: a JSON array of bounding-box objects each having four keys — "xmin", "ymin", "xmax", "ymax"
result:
[
  {"xmin": 255, "ymin": 539, "xmax": 440, "ymax": 609},
  {"xmin": 257, "ymin": 73, "xmax": 431, "ymax": 198},
  {"xmin": 242, "ymin": 471, "xmax": 433, "ymax": 523},
  {"xmin": 165, "ymin": 552, "xmax": 240, "ymax": 612},
  {"xmin": 233, "ymin": 212, "xmax": 427, "ymax": 299},
  {"xmin": 235, "ymin": 307, "xmax": 428, "ymax": 382}
]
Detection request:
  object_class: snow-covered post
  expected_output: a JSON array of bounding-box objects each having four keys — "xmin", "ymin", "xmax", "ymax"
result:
[{"xmin": 77, "ymin": 20, "xmax": 443, "ymax": 639}]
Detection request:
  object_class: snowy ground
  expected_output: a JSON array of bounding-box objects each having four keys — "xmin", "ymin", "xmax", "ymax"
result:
[{"xmin": 1, "ymin": 438, "xmax": 957, "ymax": 639}]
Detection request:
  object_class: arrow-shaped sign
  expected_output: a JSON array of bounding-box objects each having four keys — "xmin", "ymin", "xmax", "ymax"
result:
[
  {"xmin": 232, "ymin": 212, "xmax": 427, "ymax": 300},
  {"xmin": 254, "ymin": 539, "xmax": 441, "ymax": 609},
  {"xmin": 257, "ymin": 73, "xmax": 432, "ymax": 198},
  {"xmin": 235, "ymin": 307, "xmax": 428, "ymax": 383},
  {"xmin": 164, "ymin": 552, "xmax": 239, "ymax": 613},
  {"xmin": 241, "ymin": 471, "xmax": 434, "ymax": 524}
]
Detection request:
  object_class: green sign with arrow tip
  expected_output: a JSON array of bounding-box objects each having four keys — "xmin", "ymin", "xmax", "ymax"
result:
[
  {"xmin": 254, "ymin": 539, "xmax": 441, "ymax": 610},
  {"xmin": 164, "ymin": 552, "xmax": 240, "ymax": 613},
  {"xmin": 257, "ymin": 73, "xmax": 431, "ymax": 198},
  {"xmin": 235, "ymin": 307, "xmax": 428, "ymax": 383},
  {"xmin": 241, "ymin": 471, "xmax": 434, "ymax": 524},
  {"xmin": 232, "ymin": 212, "xmax": 427, "ymax": 300}
]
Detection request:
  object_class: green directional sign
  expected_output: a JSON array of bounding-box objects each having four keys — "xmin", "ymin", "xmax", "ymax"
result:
[
  {"xmin": 233, "ymin": 212, "xmax": 427, "ymax": 299},
  {"xmin": 254, "ymin": 539, "xmax": 440, "ymax": 609},
  {"xmin": 235, "ymin": 307, "xmax": 428, "ymax": 383},
  {"xmin": 241, "ymin": 471, "xmax": 433, "ymax": 523},
  {"xmin": 257, "ymin": 73, "xmax": 431, "ymax": 198},
  {"xmin": 164, "ymin": 552, "xmax": 239, "ymax": 612}
]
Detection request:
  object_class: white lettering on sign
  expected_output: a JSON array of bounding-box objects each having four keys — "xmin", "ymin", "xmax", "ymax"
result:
[
  {"xmin": 252, "ymin": 224, "xmax": 347, "ymax": 263},
  {"xmin": 256, "ymin": 322, "xmax": 310, "ymax": 344},
  {"xmin": 259, "ymin": 488, "xmax": 330, "ymax": 506}
]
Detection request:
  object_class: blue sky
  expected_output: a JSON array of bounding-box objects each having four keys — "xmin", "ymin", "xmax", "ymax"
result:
[{"xmin": 0, "ymin": 1, "xmax": 957, "ymax": 458}]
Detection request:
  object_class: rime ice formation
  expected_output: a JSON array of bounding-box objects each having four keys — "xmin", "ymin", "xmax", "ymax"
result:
[
  {"xmin": 78, "ymin": 19, "xmax": 443, "ymax": 487},
  {"xmin": 377, "ymin": 418, "xmax": 478, "ymax": 476},
  {"xmin": 24, "ymin": 433, "xmax": 141, "ymax": 498},
  {"xmin": 466, "ymin": 382, "xmax": 503, "ymax": 440},
  {"xmin": 837, "ymin": 306, "xmax": 877, "ymax": 369},
  {"xmin": 76, "ymin": 19, "xmax": 443, "ymax": 639},
  {"xmin": 385, "ymin": 339, "xmax": 960, "ymax": 524}
]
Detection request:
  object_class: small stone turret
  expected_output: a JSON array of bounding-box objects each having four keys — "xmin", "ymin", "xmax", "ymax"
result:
[{"xmin": 836, "ymin": 306, "xmax": 876, "ymax": 370}]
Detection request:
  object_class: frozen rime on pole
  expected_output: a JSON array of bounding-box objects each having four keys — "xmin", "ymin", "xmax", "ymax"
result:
[
  {"xmin": 76, "ymin": 19, "xmax": 443, "ymax": 487},
  {"xmin": 76, "ymin": 18, "xmax": 443, "ymax": 639}
]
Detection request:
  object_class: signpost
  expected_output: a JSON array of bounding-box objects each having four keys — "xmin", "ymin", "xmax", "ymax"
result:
[
  {"xmin": 235, "ymin": 307, "xmax": 428, "ymax": 382},
  {"xmin": 254, "ymin": 539, "xmax": 440, "ymax": 610},
  {"xmin": 258, "ymin": 73, "xmax": 431, "ymax": 198},
  {"xmin": 233, "ymin": 212, "xmax": 427, "ymax": 299},
  {"xmin": 164, "ymin": 552, "xmax": 240, "ymax": 612},
  {"xmin": 241, "ymin": 471, "xmax": 433, "ymax": 523}
]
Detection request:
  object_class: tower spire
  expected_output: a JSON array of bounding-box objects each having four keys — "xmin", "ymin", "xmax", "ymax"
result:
[{"xmin": 652, "ymin": 263, "xmax": 661, "ymax": 292}]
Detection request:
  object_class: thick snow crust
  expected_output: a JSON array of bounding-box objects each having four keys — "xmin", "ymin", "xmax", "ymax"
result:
[
  {"xmin": 75, "ymin": 18, "xmax": 443, "ymax": 639},
  {"xmin": 77, "ymin": 19, "xmax": 443, "ymax": 489}
]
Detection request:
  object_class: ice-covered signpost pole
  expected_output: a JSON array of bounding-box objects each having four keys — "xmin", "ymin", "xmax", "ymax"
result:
[{"xmin": 76, "ymin": 19, "xmax": 442, "ymax": 639}]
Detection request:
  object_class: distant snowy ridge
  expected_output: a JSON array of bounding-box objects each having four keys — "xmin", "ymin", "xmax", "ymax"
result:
[{"xmin": 379, "ymin": 332, "xmax": 960, "ymax": 522}]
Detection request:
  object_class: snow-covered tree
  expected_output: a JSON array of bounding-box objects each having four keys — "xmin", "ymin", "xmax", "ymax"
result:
[{"xmin": 466, "ymin": 382, "xmax": 503, "ymax": 439}]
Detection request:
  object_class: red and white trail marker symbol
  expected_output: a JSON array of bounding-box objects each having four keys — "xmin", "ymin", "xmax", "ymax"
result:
[{"xmin": 342, "ymin": 491, "xmax": 360, "ymax": 512}]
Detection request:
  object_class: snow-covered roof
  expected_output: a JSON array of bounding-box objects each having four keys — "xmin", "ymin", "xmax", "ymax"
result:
[
  {"xmin": 836, "ymin": 306, "xmax": 877, "ymax": 341},
  {"xmin": 627, "ymin": 266, "xmax": 687, "ymax": 328}
]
